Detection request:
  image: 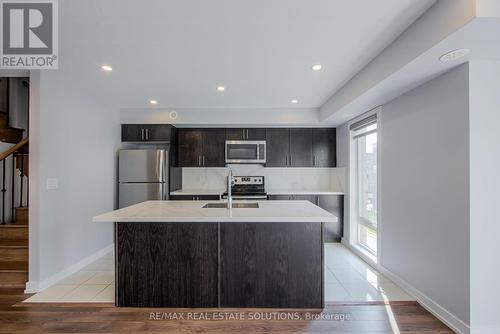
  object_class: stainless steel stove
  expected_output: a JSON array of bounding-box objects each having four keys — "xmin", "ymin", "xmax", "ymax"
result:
[{"xmin": 222, "ymin": 176, "xmax": 267, "ymax": 200}]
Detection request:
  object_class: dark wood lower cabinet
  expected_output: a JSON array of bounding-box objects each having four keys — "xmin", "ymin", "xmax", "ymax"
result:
[
  {"xmin": 219, "ymin": 222, "xmax": 323, "ymax": 308},
  {"xmin": 116, "ymin": 221, "xmax": 324, "ymax": 308},
  {"xmin": 116, "ymin": 222, "xmax": 218, "ymax": 307}
]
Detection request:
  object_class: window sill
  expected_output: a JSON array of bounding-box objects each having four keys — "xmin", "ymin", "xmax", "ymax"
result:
[{"xmin": 350, "ymin": 243, "xmax": 377, "ymax": 266}]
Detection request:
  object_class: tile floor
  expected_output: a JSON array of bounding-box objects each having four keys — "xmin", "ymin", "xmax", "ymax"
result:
[
  {"xmin": 324, "ymin": 243, "xmax": 413, "ymax": 302},
  {"xmin": 23, "ymin": 251, "xmax": 115, "ymax": 303},
  {"xmin": 24, "ymin": 243, "xmax": 413, "ymax": 303}
]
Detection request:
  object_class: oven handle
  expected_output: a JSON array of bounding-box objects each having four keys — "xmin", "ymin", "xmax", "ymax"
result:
[{"xmin": 221, "ymin": 195, "xmax": 268, "ymax": 200}]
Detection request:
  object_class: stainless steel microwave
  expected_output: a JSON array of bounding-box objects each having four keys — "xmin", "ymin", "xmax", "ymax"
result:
[{"xmin": 225, "ymin": 140, "xmax": 266, "ymax": 164}]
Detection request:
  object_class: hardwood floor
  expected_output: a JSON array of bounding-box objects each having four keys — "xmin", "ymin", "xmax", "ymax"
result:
[{"xmin": 0, "ymin": 288, "xmax": 453, "ymax": 333}]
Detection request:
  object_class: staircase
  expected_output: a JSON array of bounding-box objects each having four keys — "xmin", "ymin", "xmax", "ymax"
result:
[
  {"xmin": 0, "ymin": 223, "xmax": 28, "ymax": 288},
  {"xmin": 0, "ymin": 77, "xmax": 29, "ymax": 288},
  {"xmin": 0, "ymin": 139, "xmax": 29, "ymax": 288}
]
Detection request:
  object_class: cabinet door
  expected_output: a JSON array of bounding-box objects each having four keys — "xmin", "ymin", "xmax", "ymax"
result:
[
  {"xmin": 219, "ymin": 222, "xmax": 323, "ymax": 308},
  {"xmin": 116, "ymin": 222, "xmax": 219, "ymax": 307},
  {"xmin": 291, "ymin": 195, "xmax": 317, "ymax": 204},
  {"xmin": 121, "ymin": 124, "xmax": 144, "ymax": 142},
  {"xmin": 178, "ymin": 129, "xmax": 203, "ymax": 167},
  {"xmin": 268, "ymin": 195, "xmax": 292, "ymax": 200},
  {"xmin": 201, "ymin": 128, "xmax": 226, "ymax": 167},
  {"xmin": 226, "ymin": 128, "xmax": 266, "ymax": 140},
  {"xmin": 144, "ymin": 124, "xmax": 172, "ymax": 142},
  {"xmin": 313, "ymin": 128, "xmax": 336, "ymax": 167},
  {"xmin": 290, "ymin": 128, "xmax": 313, "ymax": 167},
  {"xmin": 246, "ymin": 128, "xmax": 266, "ymax": 140},
  {"xmin": 225, "ymin": 128, "xmax": 245, "ymax": 140},
  {"xmin": 265, "ymin": 128, "xmax": 289, "ymax": 167},
  {"xmin": 318, "ymin": 195, "xmax": 343, "ymax": 242}
]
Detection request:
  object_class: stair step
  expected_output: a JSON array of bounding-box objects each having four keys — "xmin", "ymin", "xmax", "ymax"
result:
[
  {"xmin": 0, "ymin": 127, "xmax": 23, "ymax": 144},
  {"xmin": 0, "ymin": 246, "xmax": 27, "ymax": 261},
  {"xmin": 0, "ymin": 261, "xmax": 28, "ymax": 271},
  {"xmin": 0, "ymin": 271, "xmax": 28, "ymax": 288},
  {"xmin": 0, "ymin": 239, "xmax": 28, "ymax": 247},
  {"xmin": 14, "ymin": 207, "xmax": 28, "ymax": 224},
  {"xmin": 0, "ymin": 224, "xmax": 28, "ymax": 240}
]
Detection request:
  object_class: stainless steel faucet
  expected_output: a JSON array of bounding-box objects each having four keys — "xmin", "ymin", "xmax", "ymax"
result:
[{"xmin": 227, "ymin": 168, "xmax": 233, "ymax": 209}]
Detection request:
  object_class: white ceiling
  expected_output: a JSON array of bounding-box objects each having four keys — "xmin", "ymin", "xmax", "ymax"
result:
[{"xmin": 58, "ymin": 0, "xmax": 436, "ymax": 110}]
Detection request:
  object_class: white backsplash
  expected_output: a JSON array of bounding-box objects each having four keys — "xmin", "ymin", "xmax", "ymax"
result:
[{"xmin": 181, "ymin": 165, "xmax": 345, "ymax": 193}]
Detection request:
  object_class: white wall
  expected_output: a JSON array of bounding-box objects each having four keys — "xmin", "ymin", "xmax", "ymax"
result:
[
  {"xmin": 28, "ymin": 70, "xmax": 120, "ymax": 291},
  {"xmin": 338, "ymin": 64, "xmax": 471, "ymax": 331},
  {"xmin": 469, "ymin": 60, "xmax": 500, "ymax": 334},
  {"xmin": 379, "ymin": 64, "xmax": 470, "ymax": 329}
]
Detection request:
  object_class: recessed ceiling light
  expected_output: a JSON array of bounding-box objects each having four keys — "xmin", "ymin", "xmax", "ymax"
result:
[
  {"xmin": 291, "ymin": 99, "xmax": 298, "ymax": 104},
  {"xmin": 439, "ymin": 49, "xmax": 470, "ymax": 62},
  {"xmin": 101, "ymin": 65, "xmax": 113, "ymax": 72},
  {"xmin": 217, "ymin": 86, "xmax": 225, "ymax": 92},
  {"xmin": 311, "ymin": 64, "xmax": 322, "ymax": 71},
  {"xmin": 150, "ymin": 100, "xmax": 158, "ymax": 105}
]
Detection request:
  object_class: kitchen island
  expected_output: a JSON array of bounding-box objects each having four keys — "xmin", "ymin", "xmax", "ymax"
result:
[{"xmin": 93, "ymin": 200, "xmax": 338, "ymax": 308}]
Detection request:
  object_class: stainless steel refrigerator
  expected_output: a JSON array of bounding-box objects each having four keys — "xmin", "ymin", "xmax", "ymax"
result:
[{"xmin": 118, "ymin": 149, "xmax": 168, "ymax": 208}]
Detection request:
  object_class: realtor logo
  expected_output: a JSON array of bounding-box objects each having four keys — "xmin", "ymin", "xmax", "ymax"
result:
[{"xmin": 0, "ymin": 0, "xmax": 58, "ymax": 69}]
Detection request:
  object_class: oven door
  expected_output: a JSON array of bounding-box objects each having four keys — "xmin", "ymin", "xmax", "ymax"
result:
[{"xmin": 225, "ymin": 141, "xmax": 266, "ymax": 164}]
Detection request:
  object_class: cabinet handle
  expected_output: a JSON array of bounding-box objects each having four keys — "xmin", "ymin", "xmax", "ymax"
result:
[
  {"xmin": 313, "ymin": 155, "xmax": 316, "ymax": 167},
  {"xmin": 198, "ymin": 156, "xmax": 201, "ymax": 166},
  {"xmin": 289, "ymin": 155, "xmax": 292, "ymax": 166},
  {"xmin": 145, "ymin": 129, "xmax": 149, "ymax": 141},
  {"xmin": 202, "ymin": 155, "xmax": 205, "ymax": 166},
  {"xmin": 141, "ymin": 128, "xmax": 145, "ymax": 141},
  {"xmin": 246, "ymin": 129, "xmax": 249, "ymax": 139},
  {"xmin": 242, "ymin": 129, "xmax": 245, "ymax": 139}
]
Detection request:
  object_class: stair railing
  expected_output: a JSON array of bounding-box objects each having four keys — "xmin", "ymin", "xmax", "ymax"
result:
[{"xmin": 0, "ymin": 137, "xmax": 28, "ymax": 224}]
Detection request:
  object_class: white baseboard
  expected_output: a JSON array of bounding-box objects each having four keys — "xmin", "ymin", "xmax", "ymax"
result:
[
  {"xmin": 342, "ymin": 243, "xmax": 470, "ymax": 334},
  {"xmin": 24, "ymin": 244, "xmax": 114, "ymax": 293}
]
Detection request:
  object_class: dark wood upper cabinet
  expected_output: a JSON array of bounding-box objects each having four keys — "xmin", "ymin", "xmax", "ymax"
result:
[
  {"xmin": 121, "ymin": 124, "xmax": 144, "ymax": 142},
  {"xmin": 124, "ymin": 125, "xmax": 336, "ymax": 168},
  {"xmin": 265, "ymin": 128, "xmax": 290, "ymax": 167},
  {"xmin": 289, "ymin": 128, "xmax": 313, "ymax": 167},
  {"xmin": 178, "ymin": 128, "xmax": 226, "ymax": 167},
  {"xmin": 246, "ymin": 128, "xmax": 266, "ymax": 140},
  {"xmin": 178, "ymin": 128, "xmax": 203, "ymax": 167},
  {"xmin": 225, "ymin": 128, "xmax": 244, "ymax": 140},
  {"xmin": 145, "ymin": 124, "xmax": 172, "ymax": 141},
  {"xmin": 201, "ymin": 128, "xmax": 225, "ymax": 167},
  {"xmin": 313, "ymin": 128, "xmax": 336, "ymax": 167},
  {"xmin": 226, "ymin": 128, "xmax": 266, "ymax": 140},
  {"xmin": 121, "ymin": 124, "xmax": 175, "ymax": 143}
]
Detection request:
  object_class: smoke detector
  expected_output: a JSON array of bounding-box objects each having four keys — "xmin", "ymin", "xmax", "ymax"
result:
[{"xmin": 439, "ymin": 49, "xmax": 470, "ymax": 62}]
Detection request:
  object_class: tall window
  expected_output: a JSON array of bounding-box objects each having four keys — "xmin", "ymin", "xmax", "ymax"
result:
[{"xmin": 351, "ymin": 115, "xmax": 378, "ymax": 255}]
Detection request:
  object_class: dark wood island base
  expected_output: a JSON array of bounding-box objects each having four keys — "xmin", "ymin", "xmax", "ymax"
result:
[{"xmin": 116, "ymin": 222, "xmax": 324, "ymax": 308}]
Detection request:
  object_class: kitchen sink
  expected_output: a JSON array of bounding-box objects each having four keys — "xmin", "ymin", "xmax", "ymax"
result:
[{"xmin": 202, "ymin": 202, "xmax": 259, "ymax": 209}]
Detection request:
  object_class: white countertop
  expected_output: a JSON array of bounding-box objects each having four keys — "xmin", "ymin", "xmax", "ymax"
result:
[
  {"xmin": 93, "ymin": 200, "xmax": 338, "ymax": 223},
  {"xmin": 170, "ymin": 189, "xmax": 344, "ymax": 196}
]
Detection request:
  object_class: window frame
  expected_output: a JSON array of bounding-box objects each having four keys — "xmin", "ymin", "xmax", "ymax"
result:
[{"xmin": 348, "ymin": 108, "xmax": 381, "ymax": 262}]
